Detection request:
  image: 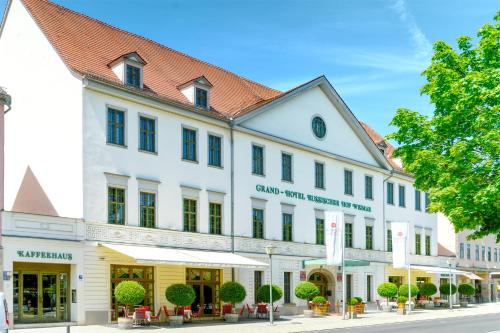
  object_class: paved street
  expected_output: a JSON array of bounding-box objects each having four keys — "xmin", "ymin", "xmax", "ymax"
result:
[{"xmin": 301, "ymin": 313, "xmax": 500, "ymax": 333}]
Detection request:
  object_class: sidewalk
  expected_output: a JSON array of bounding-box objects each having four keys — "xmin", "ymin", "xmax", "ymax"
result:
[{"xmin": 10, "ymin": 303, "xmax": 500, "ymax": 333}]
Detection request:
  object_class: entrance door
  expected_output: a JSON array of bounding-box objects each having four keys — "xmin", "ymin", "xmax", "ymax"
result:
[
  {"xmin": 21, "ymin": 273, "xmax": 38, "ymax": 322},
  {"xmin": 41, "ymin": 274, "xmax": 57, "ymax": 321},
  {"xmin": 186, "ymin": 268, "xmax": 220, "ymax": 316},
  {"xmin": 309, "ymin": 273, "xmax": 328, "ymax": 297}
]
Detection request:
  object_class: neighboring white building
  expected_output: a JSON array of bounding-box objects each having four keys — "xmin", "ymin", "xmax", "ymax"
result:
[
  {"xmin": 0, "ymin": 0, "xmax": 465, "ymax": 327},
  {"xmin": 438, "ymin": 214, "xmax": 500, "ymax": 303}
]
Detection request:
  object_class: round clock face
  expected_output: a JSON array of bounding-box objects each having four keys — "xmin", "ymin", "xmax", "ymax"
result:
[{"xmin": 312, "ymin": 116, "xmax": 327, "ymax": 139}]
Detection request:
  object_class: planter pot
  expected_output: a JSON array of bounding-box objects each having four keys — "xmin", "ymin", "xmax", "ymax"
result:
[
  {"xmin": 312, "ymin": 304, "xmax": 329, "ymax": 316},
  {"xmin": 303, "ymin": 309, "xmax": 314, "ymax": 318},
  {"xmin": 273, "ymin": 311, "xmax": 280, "ymax": 320},
  {"xmin": 169, "ymin": 315, "xmax": 184, "ymax": 327},
  {"xmin": 355, "ymin": 303, "xmax": 365, "ymax": 314},
  {"xmin": 397, "ymin": 305, "xmax": 406, "ymax": 315},
  {"xmin": 117, "ymin": 317, "xmax": 133, "ymax": 330},
  {"xmin": 224, "ymin": 313, "xmax": 239, "ymax": 323},
  {"xmin": 349, "ymin": 311, "xmax": 357, "ymax": 319},
  {"xmin": 460, "ymin": 301, "xmax": 468, "ymax": 308},
  {"xmin": 281, "ymin": 303, "xmax": 298, "ymax": 315}
]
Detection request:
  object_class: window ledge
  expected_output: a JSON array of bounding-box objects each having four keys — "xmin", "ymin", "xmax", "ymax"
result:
[
  {"xmin": 252, "ymin": 173, "xmax": 266, "ymax": 178},
  {"xmin": 182, "ymin": 158, "xmax": 199, "ymax": 164},
  {"xmin": 208, "ymin": 164, "xmax": 223, "ymax": 170},
  {"xmin": 138, "ymin": 149, "xmax": 158, "ymax": 155},
  {"xmin": 106, "ymin": 142, "xmax": 128, "ymax": 149}
]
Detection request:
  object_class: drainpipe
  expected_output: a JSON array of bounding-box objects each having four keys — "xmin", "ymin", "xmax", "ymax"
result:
[
  {"xmin": 230, "ymin": 119, "xmax": 235, "ymax": 281},
  {"xmin": 382, "ymin": 171, "xmax": 394, "ymax": 252},
  {"xmin": 0, "ymin": 88, "xmax": 11, "ymax": 293}
]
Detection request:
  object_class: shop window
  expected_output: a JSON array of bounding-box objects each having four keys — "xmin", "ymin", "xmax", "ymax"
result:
[{"xmin": 186, "ymin": 268, "xmax": 220, "ymax": 315}]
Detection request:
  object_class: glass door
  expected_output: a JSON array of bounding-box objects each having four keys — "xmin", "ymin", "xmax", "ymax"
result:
[
  {"xmin": 21, "ymin": 273, "xmax": 38, "ymax": 322},
  {"xmin": 41, "ymin": 273, "xmax": 57, "ymax": 321}
]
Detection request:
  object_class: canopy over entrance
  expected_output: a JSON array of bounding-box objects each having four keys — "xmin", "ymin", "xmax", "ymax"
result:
[
  {"xmin": 304, "ymin": 258, "xmax": 370, "ymax": 267},
  {"xmin": 100, "ymin": 243, "xmax": 268, "ymax": 269},
  {"xmin": 412, "ymin": 265, "xmax": 483, "ymax": 280}
]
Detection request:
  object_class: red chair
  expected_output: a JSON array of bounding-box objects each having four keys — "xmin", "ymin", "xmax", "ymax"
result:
[
  {"xmin": 212, "ymin": 303, "xmax": 221, "ymax": 316},
  {"xmin": 150, "ymin": 308, "xmax": 162, "ymax": 325},
  {"xmin": 246, "ymin": 304, "xmax": 256, "ymax": 318},
  {"xmin": 162, "ymin": 305, "xmax": 171, "ymax": 320},
  {"xmin": 257, "ymin": 303, "xmax": 268, "ymax": 318},
  {"xmin": 134, "ymin": 308, "xmax": 147, "ymax": 326},
  {"xmin": 191, "ymin": 306, "xmax": 204, "ymax": 320},
  {"xmin": 222, "ymin": 304, "xmax": 232, "ymax": 315},
  {"xmin": 176, "ymin": 306, "xmax": 185, "ymax": 316}
]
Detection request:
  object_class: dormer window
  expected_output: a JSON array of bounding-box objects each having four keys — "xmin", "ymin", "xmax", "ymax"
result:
[
  {"xmin": 377, "ymin": 140, "xmax": 388, "ymax": 155},
  {"xmin": 109, "ymin": 52, "xmax": 146, "ymax": 90},
  {"xmin": 195, "ymin": 88, "xmax": 208, "ymax": 109},
  {"xmin": 126, "ymin": 64, "xmax": 141, "ymax": 89},
  {"xmin": 178, "ymin": 75, "xmax": 213, "ymax": 109}
]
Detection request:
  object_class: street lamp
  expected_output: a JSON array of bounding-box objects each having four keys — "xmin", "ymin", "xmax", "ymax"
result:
[
  {"xmin": 265, "ymin": 244, "xmax": 277, "ymax": 325},
  {"xmin": 447, "ymin": 258, "xmax": 454, "ymax": 310}
]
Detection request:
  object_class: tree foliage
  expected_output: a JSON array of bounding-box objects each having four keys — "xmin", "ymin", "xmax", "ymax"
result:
[
  {"xmin": 257, "ymin": 284, "xmax": 283, "ymax": 303},
  {"xmin": 458, "ymin": 283, "xmax": 475, "ymax": 296},
  {"xmin": 294, "ymin": 282, "xmax": 319, "ymax": 301},
  {"xmin": 114, "ymin": 281, "xmax": 145, "ymax": 307},
  {"xmin": 377, "ymin": 282, "xmax": 398, "ymax": 300},
  {"xmin": 165, "ymin": 284, "xmax": 196, "ymax": 311},
  {"xmin": 398, "ymin": 284, "xmax": 419, "ymax": 298},
  {"xmin": 220, "ymin": 282, "xmax": 247, "ymax": 307},
  {"xmin": 419, "ymin": 283, "xmax": 438, "ymax": 298},
  {"xmin": 387, "ymin": 11, "xmax": 500, "ymax": 240},
  {"xmin": 439, "ymin": 283, "xmax": 457, "ymax": 295}
]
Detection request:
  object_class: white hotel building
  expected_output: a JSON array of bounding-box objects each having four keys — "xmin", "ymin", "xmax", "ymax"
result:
[{"xmin": 0, "ymin": 0, "xmax": 462, "ymax": 327}]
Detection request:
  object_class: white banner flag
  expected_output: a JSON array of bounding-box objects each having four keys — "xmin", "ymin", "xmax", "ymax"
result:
[
  {"xmin": 391, "ymin": 221, "xmax": 409, "ymax": 268},
  {"xmin": 325, "ymin": 211, "xmax": 344, "ymax": 266}
]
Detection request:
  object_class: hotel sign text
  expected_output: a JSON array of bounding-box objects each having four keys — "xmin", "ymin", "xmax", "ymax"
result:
[{"xmin": 256, "ymin": 184, "xmax": 372, "ymax": 212}]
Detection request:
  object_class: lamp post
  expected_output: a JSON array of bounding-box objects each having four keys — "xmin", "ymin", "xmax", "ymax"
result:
[
  {"xmin": 447, "ymin": 258, "xmax": 454, "ymax": 310},
  {"xmin": 265, "ymin": 244, "xmax": 277, "ymax": 325}
]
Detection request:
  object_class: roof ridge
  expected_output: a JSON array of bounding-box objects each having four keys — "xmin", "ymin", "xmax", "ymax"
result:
[{"xmin": 23, "ymin": 0, "xmax": 281, "ymax": 98}]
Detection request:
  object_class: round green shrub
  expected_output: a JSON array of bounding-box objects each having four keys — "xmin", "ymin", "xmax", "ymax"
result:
[
  {"xmin": 294, "ymin": 282, "xmax": 319, "ymax": 301},
  {"xmin": 419, "ymin": 283, "xmax": 438, "ymax": 298},
  {"xmin": 257, "ymin": 284, "xmax": 283, "ymax": 303},
  {"xmin": 354, "ymin": 296, "xmax": 363, "ymax": 303},
  {"xmin": 312, "ymin": 296, "xmax": 327, "ymax": 303},
  {"xmin": 165, "ymin": 284, "xmax": 196, "ymax": 313},
  {"xmin": 458, "ymin": 284, "xmax": 475, "ymax": 296},
  {"xmin": 439, "ymin": 283, "xmax": 457, "ymax": 295},
  {"xmin": 397, "ymin": 296, "xmax": 408, "ymax": 304},
  {"xmin": 347, "ymin": 298, "xmax": 359, "ymax": 306},
  {"xmin": 377, "ymin": 282, "xmax": 398, "ymax": 301},
  {"xmin": 220, "ymin": 282, "xmax": 246, "ymax": 308},
  {"xmin": 398, "ymin": 284, "xmax": 419, "ymax": 298},
  {"xmin": 114, "ymin": 281, "xmax": 145, "ymax": 307}
]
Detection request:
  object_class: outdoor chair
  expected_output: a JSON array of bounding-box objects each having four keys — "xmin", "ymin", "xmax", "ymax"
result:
[
  {"xmin": 191, "ymin": 307, "xmax": 204, "ymax": 320},
  {"xmin": 150, "ymin": 308, "xmax": 162, "ymax": 325},
  {"xmin": 162, "ymin": 305, "xmax": 171, "ymax": 320},
  {"xmin": 222, "ymin": 304, "xmax": 232, "ymax": 315},
  {"xmin": 134, "ymin": 308, "xmax": 147, "ymax": 326},
  {"xmin": 246, "ymin": 304, "xmax": 256, "ymax": 318},
  {"xmin": 212, "ymin": 303, "xmax": 221, "ymax": 317},
  {"xmin": 256, "ymin": 303, "xmax": 268, "ymax": 318}
]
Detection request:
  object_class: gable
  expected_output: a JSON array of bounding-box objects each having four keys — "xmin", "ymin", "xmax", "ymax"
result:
[{"xmin": 238, "ymin": 85, "xmax": 386, "ymax": 168}]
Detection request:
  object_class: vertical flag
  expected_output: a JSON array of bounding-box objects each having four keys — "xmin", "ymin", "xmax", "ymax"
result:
[
  {"xmin": 391, "ymin": 221, "xmax": 409, "ymax": 268},
  {"xmin": 325, "ymin": 211, "xmax": 344, "ymax": 265}
]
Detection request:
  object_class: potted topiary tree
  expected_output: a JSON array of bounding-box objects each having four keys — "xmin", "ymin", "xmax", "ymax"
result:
[
  {"xmin": 377, "ymin": 282, "xmax": 398, "ymax": 312},
  {"xmin": 347, "ymin": 298, "xmax": 359, "ymax": 319},
  {"xmin": 457, "ymin": 284, "xmax": 475, "ymax": 307},
  {"xmin": 257, "ymin": 284, "xmax": 283, "ymax": 320},
  {"xmin": 165, "ymin": 284, "xmax": 196, "ymax": 327},
  {"xmin": 439, "ymin": 283, "xmax": 457, "ymax": 307},
  {"xmin": 219, "ymin": 282, "xmax": 247, "ymax": 323},
  {"xmin": 114, "ymin": 281, "xmax": 145, "ymax": 329},
  {"xmin": 419, "ymin": 283, "xmax": 438, "ymax": 309},
  {"xmin": 398, "ymin": 284, "xmax": 419, "ymax": 311},
  {"xmin": 310, "ymin": 296, "xmax": 330, "ymax": 316},
  {"xmin": 294, "ymin": 281, "xmax": 319, "ymax": 318},
  {"xmin": 396, "ymin": 296, "xmax": 408, "ymax": 315},
  {"xmin": 353, "ymin": 297, "xmax": 364, "ymax": 314}
]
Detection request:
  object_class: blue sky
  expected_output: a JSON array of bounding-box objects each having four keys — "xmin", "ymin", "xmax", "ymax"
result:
[{"xmin": 1, "ymin": 0, "xmax": 498, "ymax": 137}]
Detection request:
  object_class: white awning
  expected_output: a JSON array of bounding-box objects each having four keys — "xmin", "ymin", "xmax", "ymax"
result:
[
  {"xmin": 412, "ymin": 265, "xmax": 483, "ymax": 280},
  {"xmin": 100, "ymin": 243, "xmax": 268, "ymax": 269}
]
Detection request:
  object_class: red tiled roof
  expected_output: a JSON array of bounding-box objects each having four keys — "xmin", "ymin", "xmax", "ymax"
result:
[
  {"xmin": 360, "ymin": 122, "xmax": 403, "ymax": 171},
  {"xmin": 20, "ymin": 0, "xmax": 282, "ymax": 116}
]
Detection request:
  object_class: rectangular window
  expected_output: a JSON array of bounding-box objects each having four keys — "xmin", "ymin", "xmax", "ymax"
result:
[
  {"xmin": 344, "ymin": 169, "xmax": 353, "ymax": 195},
  {"xmin": 183, "ymin": 199, "xmax": 197, "ymax": 232},
  {"xmin": 284, "ymin": 272, "xmax": 292, "ymax": 304},
  {"xmin": 195, "ymin": 87, "xmax": 208, "ymax": 108},
  {"xmin": 253, "ymin": 208, "xmax": 264, "ymax": 239},
  {"xmin": 482, "ymin": 246, "xmax": 486, "ymax": 261},
  {"xmin": 460, "ymin": 243, "xmax": 465, "ymax": 259},
  {"xmin": 316, "ymin": 218, "xmax": 325, "ymax": 245},
  {"xmin": 252, "ymin": 145, "xmax": 264, "ymax": 175},
  {"xmin": 139, "ymin": 116, "xmax": 156, "ymax": 153},
  {"xmin": 387, "ymin": 182, "xmax": 394, "ymax": 205},
  {"xmin": 425, "ymin": 235, "xmax": 431, "ymax": 256},
  {"xmin": 366, "ymin": 225, "xmax": 373, "ymax": 250},
  {"xmin": 281, "ymin": 153, "xmax": 293, "ymax": 182},
  {"xmin": 107, "ymin": 108, "xmax": 125, "ymax": 146},
  {"xmin": 209, "ymin": 203, "xmax": 222, "ymax": 235},
  {"xmin": 282, "ymin": 213, "xmax": 293, "ymax": 242},
  {"xmin": 476, "ymin": 245, "xmax": 480, "ymax": 260},
  {"xmin": 345, "ymin": 223, "xmax": 353, "ymax": 248},
  {"xmin": 139, "ymin": 192, "xmax": 155, "ymax": 228},
  {"xmin": 315, "ymin": 162, "xmax": 325, "ymax": 189},
  {"xmin": 254, "ymin": 271, "xmax": 263, "ymax": 304},
  {"xmin": 125, "ymin": 64, "xmax": 141, "ymax": 88},
  {"xmin": 415, "ymin": 190, "xmax": 421, "ymax": 211},
  {"xmin": 425, "ymin": 193, "xmax": 431, "ymax": 212},
  {"xmin": 415, "ymin": 233, "xmax": 421, "ymax": 255},
  {"xmin": 467, "ymin": 244, "xmax": 471, "ymax": 260},
  {"xmin": 387, "ymin": 229, "xmax": 393, "ymax": 252},
  {"xmin": 208, "ymin": 134, "xmax": 222, "ymax": 167},
  {"xmin": 108, "ymin": 187, "xmax": 125, "ymax": 225},
  {"xmin": 366, "ymin": 275, "xmax": 373, "ymax": 302},
  {"xmin": 182, "ymin": 128, "xmax": 197, "ymax": 161},
  {"xmin": 398, "ymin": 185, "xmax": 406, "ymax": 207},
  {"xmin": 365, "ymin": 175, "xmax": 373, "ymax": 200},
  {"xmin": 488, "ymin": 247, "xmax": 492, "ymax": 261}
]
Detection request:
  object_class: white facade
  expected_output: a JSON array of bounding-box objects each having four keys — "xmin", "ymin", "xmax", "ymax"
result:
[{"xmin": 0, "ymin": 0, "xmax": 450, "ymax": 327}]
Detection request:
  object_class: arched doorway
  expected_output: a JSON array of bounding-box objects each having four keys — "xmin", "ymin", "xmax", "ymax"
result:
[{"xmin": 309, "ymin": 272, "xmax": 328, "ymax": 297}]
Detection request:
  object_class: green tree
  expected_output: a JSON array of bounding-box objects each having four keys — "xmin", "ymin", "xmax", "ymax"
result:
[
  {"xmin": 294, "ymin": 282, "xmax": 319, "ymax": 302},
  {"xmin": 220, "ymin": 282, "xmax": 247, "ymax": 312},
  {"xmin": 387, "ymin": 11, "xmax": 500, "ymax": 240}
]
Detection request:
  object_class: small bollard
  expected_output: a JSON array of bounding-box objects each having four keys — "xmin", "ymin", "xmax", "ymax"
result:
[{"xmin": 66, "ymin": 325, "xmax": 70, "ymax": 333}]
